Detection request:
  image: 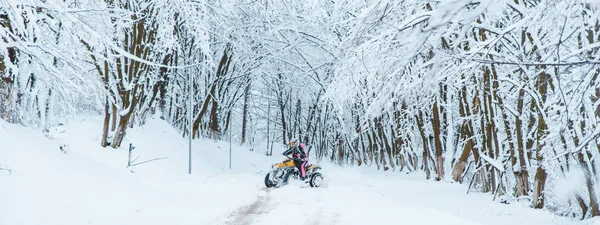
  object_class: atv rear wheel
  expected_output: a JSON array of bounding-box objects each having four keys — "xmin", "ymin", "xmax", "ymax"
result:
[{"xmin": 309, "ymin": 172, "xmax": 324, "ymax": 187}]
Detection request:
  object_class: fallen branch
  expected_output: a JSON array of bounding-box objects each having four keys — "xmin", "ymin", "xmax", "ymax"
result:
[
  {"xmin": 0, "ymin": 167, "xmax": 13, "ymax": 175},
  {"xmin": 492, "ymin": 171, "xmax": 506, "ymax": 201},
  {"xmin": 467, "ymin": 163, "xmax": 484, "ymax": 194},
  {"xmin": 128, "ymin": 157, "xmax": 168, "ymax": 167}
]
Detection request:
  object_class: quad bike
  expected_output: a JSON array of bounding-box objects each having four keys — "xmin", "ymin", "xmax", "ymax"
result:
[{"xmin": 264, "ymin": 156, "xmax": 324, "ymax": 188}]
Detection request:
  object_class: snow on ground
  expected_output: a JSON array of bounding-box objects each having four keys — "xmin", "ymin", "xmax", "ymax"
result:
[{"xmin": 0, "ymin": 116, "xmax": 594, "ymax": 225}]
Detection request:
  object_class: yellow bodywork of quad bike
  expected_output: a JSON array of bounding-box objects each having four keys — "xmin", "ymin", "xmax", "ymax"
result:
[
  {"xmin": 273, "ymin": 159, "xmax": 295, "ymax": 169},
  {"xmin": 273, "ymin": 160, "xmax": 319, "ymax": 171}
]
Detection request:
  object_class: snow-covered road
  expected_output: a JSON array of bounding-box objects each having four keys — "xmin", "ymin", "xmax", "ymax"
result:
[
  {"xmin": 0, "ymin": 117, "xmax": 593, "ymax": 225},
  {"xmin": 209, "ymin": 165, "xmax": 584, "ymax": 225}
]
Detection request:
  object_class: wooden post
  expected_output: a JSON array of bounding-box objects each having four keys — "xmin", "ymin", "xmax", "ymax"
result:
[{"xmin": 128, "ymin": 143, "xmax": 134, "ymax": 167}]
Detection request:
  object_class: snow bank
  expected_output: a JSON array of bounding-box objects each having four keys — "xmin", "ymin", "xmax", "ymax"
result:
[{"xmin": 0, "ymin": 116, "xmax": 272, "ymax": 225}]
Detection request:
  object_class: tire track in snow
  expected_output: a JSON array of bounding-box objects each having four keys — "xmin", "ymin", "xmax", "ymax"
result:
[
  {"xmin": 304, "ymin": 191, "xmax": 326, "ymax": 225},
  {"xmin": 304, "ymin": 190, "xmax": 339, "ymax": 225},
  {"xmin": 220, "ymin": 188, "xmax": 272, "ymax": 225},
  {"xmin": 220, "ymin": 183, "xmax": 333, "ymax": 225},
  {"xmin": 305, "ymin": 207, "xmax": 324, "ymax": 225}
]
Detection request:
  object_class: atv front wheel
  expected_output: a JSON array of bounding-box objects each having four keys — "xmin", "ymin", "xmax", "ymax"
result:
[
  {"xmin": 309, "ymin": 172, "xmax": 324, "ymax": 188},
  {"xmin": 264, "ymin": 173, "xmax": 277, "ymax": 188}
]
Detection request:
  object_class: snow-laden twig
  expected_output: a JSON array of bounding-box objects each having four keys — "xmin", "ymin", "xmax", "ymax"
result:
[
  {"xmin": 478, "ymin": 153, "xmax": 505, "ymax": 172},
  {"xmin": 449, "ymin": 55, "xmax": 600, "ymax": 67},
  {"xmin": 551, "ymin": 126, "xmax": 600, "ymax": 160}
]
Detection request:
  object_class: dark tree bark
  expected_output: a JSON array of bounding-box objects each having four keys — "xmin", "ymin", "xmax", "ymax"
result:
[
  {"xmin": 277, "ymin": 76, "xmax": 288, "ymax": 145},
  {"xmin": 241, "ymin": 82, "xmax": 251, "ymax": 145},
  {"xmin": 533, "ymin": 70, "xmax": 550, "ymax": 209},
  {"xmin": 452, "ymin": 87, "xmax": 474, "ymax": 183},
  {"xmin": 209, "ymin": 47, "xmax": 232, "ymax": 140},
  {"xmin": 432, "ymin": 98, "xmax": 444, "ymax": 180},
  {"xmin": 416, "ymin": 111, "xmax": 431, "ymax": 179},
  {"xmin": 101, "ymin": 100, "xmax": 110, "ymax": 147},
  {"xmin": 0, "ymin": 14, "xmax": 16, "ymax": 122},
  {"xmin": 514, "ymin": 88, "xmax": 530, "ymax": 197}
]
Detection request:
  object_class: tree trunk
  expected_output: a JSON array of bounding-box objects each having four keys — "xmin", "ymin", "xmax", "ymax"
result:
[
  {"xmin": 375, "ymin": 117, "xmax": 392, "ymax": 171},
  {"xmin": 572, "ymin": 116, "xmax": 600, "ymax": 217},
  {"xmin": 241, "ymin": 83, "xmax": 251, "ymax": 145},
  {"xmin": 453, "ymin": 125, "xmax": 473, "ymax": 183},
  {"xmin": 361, "ymin": 134, "xmax": 369, "ymax": 165},
  {"xmin": 582, "ymin": 152, "xmax": 600, "ymax": 216},
  {"xmin": 354, "ymin": 136, "xmax": 362, "ymax": 166},
  {"xmin": 101, "ymin": 99, "xmax": 110, "ymax": 147},
  {"xmin": 531, "ymin": 73, "xmax": 549, "ymax": 208},
  {"xmin": 111, "ymin": 91, "xmax": 139, "ymax": 148},
  {"xmin": 192, "ymin": 86, "xmax": 215, "ymax": 138},
  {"xmin": 0, "ymin": 16, "xmax": 16, "ymax": 123},
  {"xmin": 452, "ymin": 87, "xmax": 473, "ymax": 183},
  {"xmin": 533, "ymin": 166, "xmax": 547, "ymax": 208},
  {"xmin": 514, "ymin": 88, "xmax": 530, "ymax": 197},
  {"xmin": 337, "ymin": 139, "xmax": 344, "ymax": 165},
  {"xmin": 432, "ymin": 99, "xmax": 444, "ymax": 181},
  {"xmin": 209, "ymin": 95, "xmax": 220, "ymax": 140},
  {"xmin": 576, "ymin": 194, "xmax": 589, "ymax": 219},
  {"xmin": 111, "ymin": 115, "xmax": 130, "ymax": 148},
  {"xmin": 279, "ymin": 95, "xmax": 288, "ymax": 145},
  {"xmin": 416, "ymin": 111, "xmax": 431, "ymax": 179},
  {"xmin": 266, "ymin": 98, "xmax": 271, "ymax": 155},
  {"xmin": 0, "ymin": 76, "xmax": 14, "ymax": 122},
  {"xmin": 367, "ymin": 130, "xmax": 378, "ymax": 169},
  {"xmin": 111, "ymin": 104, "xmax": 117, "ymax": 132}
]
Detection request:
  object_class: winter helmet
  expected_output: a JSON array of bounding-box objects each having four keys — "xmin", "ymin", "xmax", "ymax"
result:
[{"xmin": 289, "ymin": 138, "xmax": 298, "ymax": 147}]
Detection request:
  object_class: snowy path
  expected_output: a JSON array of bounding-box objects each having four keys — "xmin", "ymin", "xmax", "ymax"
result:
[{"xmin": 208, "ymin": 166, "xmax": 584, "ymax": 225}]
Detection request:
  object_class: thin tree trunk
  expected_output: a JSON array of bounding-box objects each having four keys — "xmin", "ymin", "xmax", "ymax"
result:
[
  {"xmin": 337, "ymin": 139, "xmax": 344, "ymax": 165},
  {"xmin": 432, "ymin": 98, "xmax": 444, "ymax": 181},
  {"xmin": 452, "ymin": 87, "xmax": 471, "ymax": 182},
  {"xmin": 266, "ymin": 98, "xmax": 271, "ymax": 155},
  {"xmin": 533, "ymin": 71, "xmax": 550, "ymax": 209},
  {"xmin": 241, "ymin": 83, "xmax": 251, "ymax": 145},
  {"xmin": 279, "ymin": 95, "xmax": 288, "ymax": 145},
  {"xmin": 111, "ymin": 91, "xmax": 139, "ymax": 148},
  {"xmin": 101, "ymin": 99, "xmax": 110, "ymax": 147},
  {"xmin": 111, "ymin": 104, "xmax": 117, "ymax": 132},
  {"xmin": 0, "ymin": 15, "xmax": 14, "ymax": 121},
  {"xmin": 416, "ymin": 111, "xmax": 431, "ymax": 179},
  {"xmin": 581, "ymin": 152, "xmax": 600, "ymax": 216},
  {"xmin": 209, "ymin": 95, "xmax": 220, "ymax": 140},
  {"xmin": 0, "ymin": 76, "xmax": 13, "ymax": 122}
]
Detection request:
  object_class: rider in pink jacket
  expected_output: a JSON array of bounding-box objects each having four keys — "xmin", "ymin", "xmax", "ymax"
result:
[{"xmin": 282, "ymin": 139, "xmax": 308, "ymax": 180}]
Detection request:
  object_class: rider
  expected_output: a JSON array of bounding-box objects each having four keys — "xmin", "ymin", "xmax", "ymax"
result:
[{"xmin": 282, "ymin": 138, "xmax": 308, "ymax": 180}]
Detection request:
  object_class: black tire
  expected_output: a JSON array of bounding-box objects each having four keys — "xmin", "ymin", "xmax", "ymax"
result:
[
  {"xmin": 265, "ymin": 173, "xmax": 276, "ymax": 188},
  {"xmin": 309, "ymin": 172, "xmax": 324, "ymax": 188}
]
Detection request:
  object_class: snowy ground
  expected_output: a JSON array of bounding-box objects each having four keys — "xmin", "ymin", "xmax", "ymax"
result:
[{"xmin": 0, "ymin": 116, "xmax": 596, "ymax": 225}]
